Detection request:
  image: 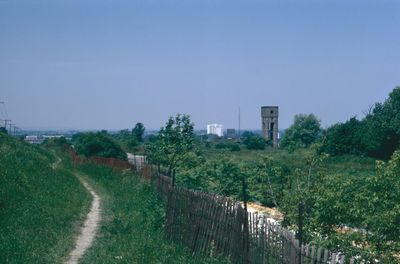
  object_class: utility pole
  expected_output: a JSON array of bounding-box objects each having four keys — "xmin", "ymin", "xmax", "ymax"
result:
[
  {"xmin": 0, "ymin": 102, "xmax": 6, "ymax": 121},
  {"xmin": 4, "ymin": 119, "xmax": 11, "ymax": 132},
  {"xmin": 9, "ymin": 123, "xmax": 13, "ymax": 134},
  {"xmin": 13, "ymin": 126, "xmax": 18, "ymax": 137}
]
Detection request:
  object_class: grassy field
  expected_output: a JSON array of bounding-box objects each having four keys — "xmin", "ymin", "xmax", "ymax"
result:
[
  {"xmin": 77, "ymin": 163, "xmax": 228, "ymax": 264},
  {"xmin": 0, "ymin": 133, "xmax": 91, "ymax": 263},
  {"xmin": 203, "ymin": 145, "xmax": 376, "ymax": 174}
]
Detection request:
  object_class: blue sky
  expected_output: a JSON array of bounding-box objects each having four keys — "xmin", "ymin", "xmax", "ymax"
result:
[{"xmin": 1, "ymin": 0, "xmax": 399, "ymax": 130}]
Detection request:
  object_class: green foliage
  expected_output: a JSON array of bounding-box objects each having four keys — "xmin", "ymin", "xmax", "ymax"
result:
[
  {"xmin": 0, "ymin": 133, "xmax": 90, "ymax": 263},
  {"xmin": 322, "ymin": 87, "xmax": 400, "ymax": 159},
  {"xmin": 321, "ymin": 117, "xmax": 364, "ymax": 155},
  {"xmin": 0, "ymin": 127, "xmax": 7, "ymax": 134},
  {"xmin": 113, "ymin": 129, "xmax": 139, "ymax": 153},
  {"xmin": 280, "ymin": 113, "xmax": 322, "ymax": 149},
  {"xmin": 206, "ymin": 156, "xmax": 244, "ymax": 199},
  {"xmin": 148, "ymin": 113, "xmax": 400, "ymax": 262},
  {"xmin": 248, "ymin": 156, "xmax": 290, "ymax": 207},
  {"xmin": 73, "ymin": 131, "xmax": 127, "ymax": 160},
  {"xmin": 77, "ymin": 163, "xmax": 226, "ymax": 264},
  {"xmin": 43, "ymin": 136, "xmax": 68, "ymax": 148},
  {"xmin": 147, "ymin": 114, "xmax": 196, "ymax": 175},
  {"xmin": 279, "ymin": 147, "xmax": 329, "ymax": 229},
  {"xmin": 215, "ymin": 142, "xmax": 241, "ymax": 151},
  {"xmin": 309, "ymin": 151, "xmax": 400, "ymax": 262},
  {"xmin": 242, "ymin": 131, "xmax": 267, "ymax": 150},
  {"xmin": 132, "ymin": 122, "xmax": 145, "ymax": 142}
]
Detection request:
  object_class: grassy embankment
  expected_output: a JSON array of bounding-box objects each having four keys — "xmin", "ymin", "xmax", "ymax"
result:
[
  {"xmin": 1, "ymin": 133, "xmax": 226, "ymax": 263},
  {"xmin": 0, "ymin": 133, "xmax": 91, "ymax": 263},
  {"xmin": 77, "ymin": 162, "xmax": 227, "ymax": 264}
]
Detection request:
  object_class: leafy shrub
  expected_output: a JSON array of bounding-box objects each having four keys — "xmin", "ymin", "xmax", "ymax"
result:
[
  {"xmin": 280, "ymin": 113, "xmax": 322, "ymax": 149},
  {"xmin": 73, "ymin": 131, "xmax": 127, "ymax": 160}
]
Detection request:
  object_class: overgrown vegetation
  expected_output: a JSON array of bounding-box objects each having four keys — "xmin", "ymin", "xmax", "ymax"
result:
[
  {"xmin": 321, "ymin": 86, "xmax": 400, "ymax": 160},
  {"xmin": 77, "ymin": 162, "xmax": 227, "ymax": 264},
  {"xmin": 0, "ymin": 133, "xmax": 90, "ymax": 263},
  {"xmin": 72, "ymin": 131, "xmax": 127, "ymax": 160},
  {"xmin": 146, "ymin": 103, "xmax": 400, "ymax": 262}
]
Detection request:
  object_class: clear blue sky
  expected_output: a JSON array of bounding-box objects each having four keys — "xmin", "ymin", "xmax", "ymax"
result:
[{"xmin": 1, "ymin": 0, "xmax": 399, "ymax": 131}]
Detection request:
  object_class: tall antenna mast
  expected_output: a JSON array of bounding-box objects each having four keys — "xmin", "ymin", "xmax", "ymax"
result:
[{"xmin": 238, "ymin": 106, "xmax": 241, "ymax": 140}]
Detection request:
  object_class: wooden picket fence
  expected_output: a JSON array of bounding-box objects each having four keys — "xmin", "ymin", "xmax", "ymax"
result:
[{"xmin": 140, "ymin": 165, "xmax": 365, "ymax": 264}]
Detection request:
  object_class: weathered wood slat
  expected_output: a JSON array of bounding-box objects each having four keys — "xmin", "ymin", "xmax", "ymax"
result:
[
  {"xmin": 310, "ymin": 245, "xmax": 316, "ymax": 264},
  {"xmin": 339, "ymin": 255, "xmax": 345, "ymax": 264}
]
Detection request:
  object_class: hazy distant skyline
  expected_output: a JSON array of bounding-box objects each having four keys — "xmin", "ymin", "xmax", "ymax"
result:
[{"xmin": 1, "ymin": 0, "xmax": 399, "ymax": 131}]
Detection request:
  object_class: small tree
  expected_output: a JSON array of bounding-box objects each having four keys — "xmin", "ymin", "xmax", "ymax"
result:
[
  {"xmin": 281, "ymin": 114, "xmax": 322, "ymax": 149},
  {"xmin": 132, "ymin": 122, "xmax": 145, "ymax": 142},
  {"xmin": 151, "ymin": 114, "xmax": 195, "ymax": 176}
]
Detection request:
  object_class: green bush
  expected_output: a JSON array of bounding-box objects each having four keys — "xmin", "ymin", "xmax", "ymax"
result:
[
  {"xmin": 73, "ymin": 131, "xmax": 127, "ymax": 160},
  {"xmin": 280, "ymin": 113, "xmax": 322, "ymax": 149}
]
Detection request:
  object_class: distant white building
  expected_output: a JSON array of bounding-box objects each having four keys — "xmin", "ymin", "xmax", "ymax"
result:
[
  {"xmin": 25, "ymin": 135, "xmax": 44, "ymax": 144},
  {"xmin": 207, "ymin": 124, "xmax": 223, "ymax": 137}
]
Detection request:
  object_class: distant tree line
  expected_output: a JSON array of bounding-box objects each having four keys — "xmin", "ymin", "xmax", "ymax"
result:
[
  {"xmin": 321, "ymin": 87, "xmax": 400, "ymax": 159},
  {"xmin": 279, "ymin": 87, "xmax": 400, "ymax": 160}
]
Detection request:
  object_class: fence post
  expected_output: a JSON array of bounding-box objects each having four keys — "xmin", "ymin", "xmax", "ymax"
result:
[
  {"xmin": 172, "ymin": 169, "xmax": 176, "ymax": 188},
  {"xmin": 242, "ymin": 176, "xmax": 250, "ymax": 264},
  {"xmin": 297, "ymin": 202, "xmax": 304, "ymax": 264}
]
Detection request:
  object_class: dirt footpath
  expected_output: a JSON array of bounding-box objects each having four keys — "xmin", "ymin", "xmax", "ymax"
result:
[{"xmin": 65, "ymin": 175, "xmax": 101, "ymax": 264}]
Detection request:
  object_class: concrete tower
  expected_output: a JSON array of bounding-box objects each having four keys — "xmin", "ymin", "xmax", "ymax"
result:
[{"xmin": 261, "ymin": 106, "xmax": 279, "ymax": 148}]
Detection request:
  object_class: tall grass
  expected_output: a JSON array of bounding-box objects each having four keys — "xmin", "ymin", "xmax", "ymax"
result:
[
  {"xmin": 78, "ymin": 163, "xmax": 228, "ymax": 264},
  {"xmin": 0, "ymin": 134, "xmax": 91, "ymax": 263}
]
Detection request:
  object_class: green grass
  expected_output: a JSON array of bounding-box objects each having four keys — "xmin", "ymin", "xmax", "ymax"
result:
[
  {"xmin": 77, "ymin": 163, "xmax": 228, "ymax": 264},
  {"xmin": 0, "ymin": 133, "xmax": 91, "ymax": 263}
]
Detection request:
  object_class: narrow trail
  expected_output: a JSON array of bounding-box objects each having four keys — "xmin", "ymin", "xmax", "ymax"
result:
[
  {"xmin": 51, "ymin": 156, "xmax": 62, "ymax": 170},
  {"xmin": 65, "ymin": 174, "xmax": 101, "ymax": 264}
]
